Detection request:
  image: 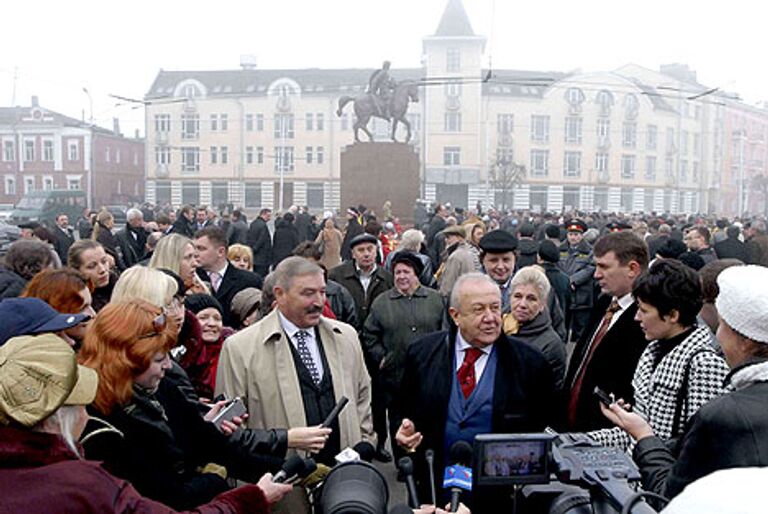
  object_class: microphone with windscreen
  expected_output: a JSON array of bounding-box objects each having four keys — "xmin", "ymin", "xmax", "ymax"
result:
[
  {"xmin": 443, "ymin": 441, "xmax": 473, "ymax": 512},
  {"xmin": 397, "ymin": 456, "xmax": 420, "ymax": 509},
  {"xmin": 272, "ymin": 454, "xmax": 315, "ymax": 484}
]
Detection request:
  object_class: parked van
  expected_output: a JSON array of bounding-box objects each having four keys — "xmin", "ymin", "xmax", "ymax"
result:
[{"xmin": 10, "ymin": 190, "xmax": 87, "ymax": 226}]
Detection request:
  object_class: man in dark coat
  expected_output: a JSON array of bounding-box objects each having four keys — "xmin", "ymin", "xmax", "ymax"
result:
[
  {"xmin": 538, "ymin": 240, "xmax": 571, "ymax": 320},
  {"xmin": 394, "ymin": 272, "xmax": 555, "ymax": 512},
  {"xmin": 340, "ymin": 207, "xmax": 364, "ymax": 262},
  {"xmin": 171, "ymin": 204, "xmax": 196, "ymax": 238},
  {"xmin": 247, "ymin": 208, "xmax": 273, "ymax": 278},
  {"xmin": 271, "ymin": 212, "xmax": 300, "ymax": 268},
  {"xmin": 425, "ymin": 204, "xmax": 449, "ymax": 268},
  {"xmin": 328, "ymin": 232, "xmax": 394, "ymax": 462},
  {"xmin": 714, "ymin": 225, "xmax": 747, "ymax": 262},
  {"xmin": 558, "ymin": 219, "xmax": 595, "ymax": 342},
  {"xmin": 684, "ymin": 226, "xmax": 718, "ymax": 264},
  {"xmin": 515, "ymin": 222, "xmax": 539, "ymax": 271},
  {"xmin": 194, "ymin": 227, "xmax": 263, "ymax": 327},
  {"xmin": 51, "ymin": 213, "xmax": 75, "ymax": 265},
  {"xmin": 565, "ymin": 231, "xmax": 649, "ymax": 432},
  {"xmin": 115, "ymin": 208, "xmax": 148, "ymax": 268},
  {"xmin": 226, "ymin": 209, "xmax": 249, "ymax": 246}
]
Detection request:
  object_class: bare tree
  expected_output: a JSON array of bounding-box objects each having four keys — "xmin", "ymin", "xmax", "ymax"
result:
[{"xmin": 489, "ymin": 154, "xmax": 526, "ymax": 211}]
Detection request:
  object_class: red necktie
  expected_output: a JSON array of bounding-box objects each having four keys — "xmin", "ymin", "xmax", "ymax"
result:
[
  {"xmin": 458, "ymin": 348, "xmax": 484, "ymax": 399},
  {"xmin": 567, "ymin": 299, "xmax": 621, "ymax": 426}
]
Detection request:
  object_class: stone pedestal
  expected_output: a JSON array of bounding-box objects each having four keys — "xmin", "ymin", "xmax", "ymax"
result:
[{"xmin": 340, "ymin": 142, "xmax": 420, "ymax": 223}]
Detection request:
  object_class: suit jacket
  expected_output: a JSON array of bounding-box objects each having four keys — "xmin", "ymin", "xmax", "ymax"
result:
[
  {"xmin": 565, "ymin": 295, "xmax": 649, "ymax": 431},
  {"xmin": 328, "ymin": 261, "xmax": 393, "ymax": 332},
  {"xmin": 215, "ymin": 310, "xmax": 375, "ymax": 454},
  {"xmin": 197, "ymin": 264, "xmax": 263, "ymax": 327},
  {"xmin": 714, "ymin": 237, "xmax": 747, "ymax": 262},
  {"xmin": 52, "ymin": 226, "xmax": 74, "ymax": 264},
  {"xmin": 247, "ymin": 217, "xmax": 273, "ymax": 268},
  {"xmin": 115, "ymin": 225, "xmax": 147, "ymax": 268},
  {"xmin": 395, "ymin": 329, "xmax": 556, "ymax": 496}
]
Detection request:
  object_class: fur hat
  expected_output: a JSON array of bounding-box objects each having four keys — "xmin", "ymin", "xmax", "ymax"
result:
[{"xmin": 716, "ymin": 265, "xmax": 768, "ymax": 343}]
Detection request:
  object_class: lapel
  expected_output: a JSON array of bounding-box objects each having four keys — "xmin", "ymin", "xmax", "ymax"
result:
[
  {"xmin": 491, "ymin": 336, "xmax": 511, "ymax": 423},
  {"xmin": 215, "ymin": 264, "xmax": 237, "ymax": 298},
  {"xmin": 263, "ymin": 312, "xmax": 308, "ymax": 429},
  {"xmin": 429, "ymin": 332, "xmax": 455, "ymax": 431},
  {"xmin": 317, "ymin": 319, "xmax": 350, "ymax": 444}
]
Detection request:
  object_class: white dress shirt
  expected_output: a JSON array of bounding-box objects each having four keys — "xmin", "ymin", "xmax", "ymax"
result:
[
  {"xmin": 278, "ymin": 311, "xmax": 324, "ymax": 381},
  {"xmin": 606, "ymin": 292, "xmax": 634, "ymax": 332},
  {"xmin": 454, "ymin": 330, "xmax": 493, "ymax": 383}
]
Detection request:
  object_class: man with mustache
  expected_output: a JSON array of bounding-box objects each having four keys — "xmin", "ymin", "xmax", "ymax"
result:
[{"xmin": 216, "ymin": 256, "xmax": 375, "ymax": 511}]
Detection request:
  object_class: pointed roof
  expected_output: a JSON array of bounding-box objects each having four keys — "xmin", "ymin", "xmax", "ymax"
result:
[{"xmin": 434, "ymin": 0, "xmax": 474, "ymax": 37}]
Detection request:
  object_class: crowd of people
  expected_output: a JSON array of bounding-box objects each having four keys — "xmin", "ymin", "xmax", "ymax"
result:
[{"xmin": 1, "ymin": 198, "xmax": 768, "ymax": 513}]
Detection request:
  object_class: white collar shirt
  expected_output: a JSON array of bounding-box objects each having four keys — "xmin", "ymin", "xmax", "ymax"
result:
[
  {"xmin": 278, "ymin": 311, "xmax": 324, "ymax": 381},
  {"xmin": 454, "ymin": 330, "xmax": 493, "ymax": 384}
]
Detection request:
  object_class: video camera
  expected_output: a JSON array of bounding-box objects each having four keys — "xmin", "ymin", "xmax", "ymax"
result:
[{"xmin": 473, "ymin": 432, "xmax": 661, "ymax": 514}]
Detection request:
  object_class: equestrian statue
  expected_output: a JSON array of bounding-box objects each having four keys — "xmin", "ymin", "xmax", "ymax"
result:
[{"xmin": 336, "ymin": 60, "xmax": 419, "ymax": 143}]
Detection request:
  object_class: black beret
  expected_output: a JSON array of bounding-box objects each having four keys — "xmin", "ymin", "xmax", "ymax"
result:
[
  {"xmin": 184, "ymin": 293, "xmax": 223, "ymax": 315},
  {"xmin": 538, "ymin": 240, "xmax": 560, "ymax": 263},
  {"xmin": 349, "ymin": 233, "xmax": 379, "ymax": 249},
  {"xmin": 565, "ymin": 219, "xmax": 588, "ymax": 233},
  {"xmin": 478, "ymin": 230, "xmax": 518, "ymax": 253},
  {"xmin": 17, "ymin": 221, "xmax": 41, "ymax": 230},
  {"xmin": 391, "ymin": 251, "xmax": 424, "ymax": 276},
  {"xmin": 656, "ymin": 239, "xmax": 687, "ymax": 259}
]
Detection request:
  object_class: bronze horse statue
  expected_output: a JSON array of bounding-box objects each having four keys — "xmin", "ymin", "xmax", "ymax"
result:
[{"xmin": 336, "ymin": 80, "xmax": 419, "ymax": 143}]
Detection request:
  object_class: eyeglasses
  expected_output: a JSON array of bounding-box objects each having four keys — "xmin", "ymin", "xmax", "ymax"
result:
[{"xmin": 137, "ymin": 309, "xmax": 168, "ymax": 340}]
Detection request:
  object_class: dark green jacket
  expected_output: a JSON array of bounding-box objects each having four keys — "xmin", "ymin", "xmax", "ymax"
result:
[{"xmin": 328, "ymin": 260, "xmax": 393, "ymax": 332}]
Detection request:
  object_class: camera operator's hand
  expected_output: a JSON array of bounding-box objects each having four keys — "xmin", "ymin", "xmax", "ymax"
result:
[
  {"xmin": 395, "ymin": 418, "xmax": 423, "ymax": 452},
  {"xmin": 600, "ymin": 399, "xmax": 654, "ymax": 441},
  {"xmin": 256, "ymin": 473, "xmax": 293, "ymax": 504},
  {"xmin": 287, "ymin": 425, "xmax": 332, "ymax": 452}
]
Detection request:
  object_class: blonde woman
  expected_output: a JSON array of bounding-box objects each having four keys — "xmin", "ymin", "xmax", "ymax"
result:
[
  {"xmin": 228, "ymin": 244, "xmax": 253, "ymax": 272},
  {"xmin": 149, "ymin": 233, "xmax": 209, "ymax": 295}
]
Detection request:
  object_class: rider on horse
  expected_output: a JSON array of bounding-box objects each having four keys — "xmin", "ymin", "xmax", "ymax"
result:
[{"xmin": 367, "ymin": 60, "xmax": 396, "ymax": 119}]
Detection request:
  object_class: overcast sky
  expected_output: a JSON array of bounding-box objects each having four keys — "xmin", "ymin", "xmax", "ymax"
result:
[{"xmin": 1, "ymin": 0, "xmax": 765, "ymax": 136}]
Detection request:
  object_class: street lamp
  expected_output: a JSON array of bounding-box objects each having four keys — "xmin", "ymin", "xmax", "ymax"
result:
[{"xmin": 82, "ymin": 87, "xmax": 94, "ymax": 209}]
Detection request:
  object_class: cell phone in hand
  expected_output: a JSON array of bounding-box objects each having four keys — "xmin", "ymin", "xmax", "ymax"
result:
[
  {"xmin": 211, "ymin": 397, "xmax": 247, "ymax": 432},
  {"xmin": 593, "ymin": 386, "xmax": 615, "ymax": 407}
]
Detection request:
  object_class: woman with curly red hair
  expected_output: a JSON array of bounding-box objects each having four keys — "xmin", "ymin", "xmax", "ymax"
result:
[{"xmin": 79, "ymin": 300, "xmax": 290, "ymax": 510}]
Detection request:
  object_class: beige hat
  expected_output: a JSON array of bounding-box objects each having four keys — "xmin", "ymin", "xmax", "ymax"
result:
[
  {"xmin": 442, "ymin": 224, "xmax": 467, "ymax": 238},
  {"xmin": 0, "ymin": 334, "xmax": 98, "ymax": 427},
  {"xmin": 230, "ymin": 287, "xmax": 263, "ymax": 325}
]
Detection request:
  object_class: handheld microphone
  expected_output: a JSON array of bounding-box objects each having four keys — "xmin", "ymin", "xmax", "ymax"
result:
[
  {"xmin": 425, "ymin": 449, "xmax": 437, "ymax": 506},
  {"xmin": 321, "ymin": 396, "xmax": 349, "ymax": 428},
  {"xmin": 272, "ymin": 454, "xmax": 308, "ymax": 483},
  {"xmin": 397, "ymin": 456, "xmax": 420, "ymax": 509},
  {"xmin": 443, "ymin": 441, "xmax": 473, "ymax": 512}
]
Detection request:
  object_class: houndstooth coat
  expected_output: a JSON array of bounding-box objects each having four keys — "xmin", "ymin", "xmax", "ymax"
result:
[{"xmin": 589, "ymin": 325, "xmax": 729, "ymax": 451}]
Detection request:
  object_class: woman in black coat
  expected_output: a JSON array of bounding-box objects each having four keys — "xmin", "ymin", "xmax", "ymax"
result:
[
  {"xmin": 601, "ymin": 265, "xmax": 768, "ymax": 501},
  {"xmin": 270, "ymin": 212, "xmax": 300, "ymax": 267}
]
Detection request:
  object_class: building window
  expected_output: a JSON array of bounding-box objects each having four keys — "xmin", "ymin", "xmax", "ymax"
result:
[
  {"xmin": 43, "ymin": 140, "xmax": 54, "ymax": 162},
  {"xmin": 306, "ymin": 113, "xmax": 314, "ymax": 131},
  {"xmin": 666, "ymin": 128, "xmax": 675, "ymax": 150},
  {"xmin": 693, "ymin": 133, "xmax": 701, "ymax": 155},
  {"xmin": 210, "ymin": 114, "xmax": 218, "ymax": 131},
  {"xmin": 246, "ymin": 146, "xmax": 254, "ymax": 164},
  {"xmin": 531, "ymin": 115, "xmax": 549, "ymax": 143},
  {"xmin": 256, "ymin": 114, "xmax": 264, "ymax": 131},
  {"xmin": 665, "ymin": 157, "xmax": 674, "ymax": 180},
  {"xmin": 596, "ymin": 119, "xmax": 610, "ymax": 141},
  {"xmin": 220, "ymin": 114, "xmax": 228, "ymax": 131},
  {"xmin": 220, "ymin": 146, "xmax": 228, "ymax": 164},
  {"xmin": 595, "ymin": 152, "xmax": 609, "ymax": 173},
  {"xmin": 275, "ymin": 114, "xmax": 294, "ymax": 139},
  {"xmin": 566, "ymin": 87, "xmax": 585, "ymax": 106},
  {"xmin": 43, "ymin": 176, "xmax": 54, "ymax": 191},
  {"xmin": 181, "ymin": 147, "xmax": 200, "ymax": 173},
  {"xmin": 645, "ymin": 156, "xmax": 656, "ymax": 181},
  {"xmin": 530, "ymin": 186, "xmax": 548, "ymax": 211},
  {"xmin": 646, "ymin": 125, "xmax": 658, "ymax": 150},
  {"xmin": 245, "ymin": 114, "xmax": 254, "ymax": 131},
  {"xmin": 3, "ymin": 141, "xmax": 14, "ymax": 162},
  {"xmin": 563, "ymin": 186, "xmax": 580, "ymax": 210},
  {"xmin": 680, "ymin": 160, "xmax": 688, "ymax": 183},
  {"xmin": 210, "ymin": 146, "xmax": 218, "ymax": 165},
  {"xmin": 445, "ymin": 112, "xmax": 462, "ymax": 132},
  {"xmin": 68, "ymin": 141, "xmax": 79, "ymax": 161},
  {"xmin": 244, "ymin": 182, "xmax": 262, "ymax": 208},
  {"xmin": 181, "ymin": 113, "xmax": 199, "ymax": 139},
  {"xmin": 24, "ymin": 176, "xmax": 35, "ymax": 193},
  {"xmin": 133, "ymin": 152, "xmax": 138, "ymax": 166},
  {"xmin": 5, "ymin": 176, "xmax": 16, "ymax": 195},
  {"xmin": 596, "ymin": 90, "xmax": 614, "ymax": 113},
  {"xmin": 693, "ymin": 161, "xmax": 700, "ymax": 182},
  {"xmin": 622, "ymin": 122, "xmax": 637, "ymax": 148},
  {"xmin": 564, "ymin": 151, "xmax": 581, "ymax": 178},
  {"xmin": 24, "ymin": 140, "xmax": 35, "ymax": 161},
  {"xmin": 67, "ymin": 177, "xmax": 81, "ymax": 191},
  {"xmin": 155, "ymin": 181, "xmax": 171, "ymax": 203},
  {"xmin": 257, "ymin": 146, "xmax": 264, "ymax": 164},
  {"xmin": 306, "ymin": 146, "xmax": 313, "ymax": 164},
  {"xmin": 307, "ymin": 182, "xmax": 324, "ymax": 209},
  {"xmin": 621, "ymin": 187, "xmax": 634, "ymax": 212},
  {"xmin": 445, "ymin": 80, "xmax": 462, "ymax": 97},
  {"xmin": 498, "ymin": 114, "xmax": 514, "ymax": 134},
  {"xmin": 274, "ymin": 146, "xmax": 294, "ymax": 172},
  {"xmin": 497, "ymin": 147, "xmax": 513, "ymax": 164},
  {"xmin": 681, "ymin": 131, "xmax": 689, "ymax": 154},
  {"xmin": 155, "ymin": 146, "xmax": 171, "ymax": 165},
  {"xmin": 155, "ymin": 114, "xmax": 171, "ymax": 133},
  {"xmin": 317, "ymin": 146, "xmax": 324, "ymax": 164},
  {"xmin": 105, "ymin": 148, "xmax": 110, "ymax": 163},
  {"xmin": 316, "ymin": 113, "xmax": 324, "ymax": 131},
  {"xmin": 182, "ymin": 181, "xmax": 200, "ymax": 206},
  {"xmin": 530, "ymin": 150, "xmax": 549, "ymax": 177},
  {"xmin": 211, "ymin": 181, "xmax": 228, "ymax": 206},
  {"xmin": 621, "ymin": 154, "xmax": 636, "ymax": 179},
  {"xmin": 115, "ymin": 149, "xmax": 120, "ymax": 163},
  {"xmin": 565, "ymin": 117, "xmax": 583, "ymax": 144},
  {"xmin": 446, "ymin": 48, "xmax": 460, "ymax": 72},
  {"xmin": 443, "ymin": 146, "xmax": 461, "ymax": 166}
]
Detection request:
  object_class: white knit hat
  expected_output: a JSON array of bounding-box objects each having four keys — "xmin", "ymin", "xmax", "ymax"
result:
[{"xmin": 716, "ymin": 265, "xmax": 768, "ymax": 343}]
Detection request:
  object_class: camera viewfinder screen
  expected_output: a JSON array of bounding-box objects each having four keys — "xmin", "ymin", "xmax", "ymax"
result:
[{"xmin": 480, "ymin": 440, "xmax": 548, "ymax": 480}]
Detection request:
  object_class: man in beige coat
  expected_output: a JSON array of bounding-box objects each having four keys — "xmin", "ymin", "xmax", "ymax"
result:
[
  {"xmin": 437, "ymin": 224, "xmax": 478, "ymax": 297},
  {"xmin": 216, "ymin": 256, "xmax": 375, "ymax": 461}
]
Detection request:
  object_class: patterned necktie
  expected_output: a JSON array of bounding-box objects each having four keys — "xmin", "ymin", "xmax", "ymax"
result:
[
  {"xmin": 567, "ymin": 299, "xmax": 622, "ymax": 426},
  {"xmin": 457, "ymin": 347, "xmax": 484, "ymax": 399},
  {"xmin": 209, "ymin": 271, "xmax": 221, "ymax": 292},
  {"xmin": 295, "ymin": 330, "xmax": 320, "ymax": 385}
]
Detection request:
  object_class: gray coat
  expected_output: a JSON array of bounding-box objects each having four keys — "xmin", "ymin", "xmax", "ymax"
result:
[{"xmin": 513, "ymin": 309, "xmax": 566, "ymax": 391}]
